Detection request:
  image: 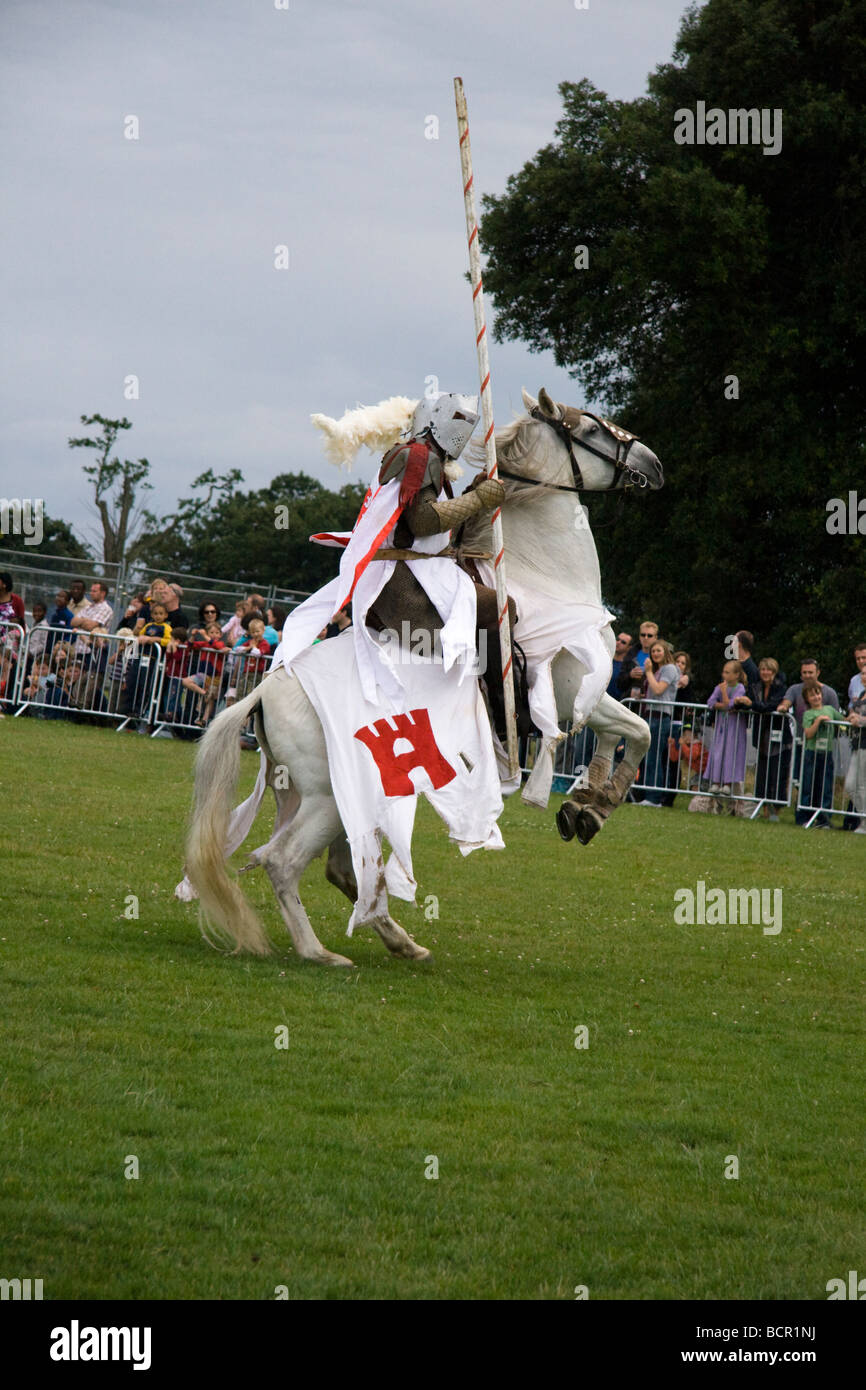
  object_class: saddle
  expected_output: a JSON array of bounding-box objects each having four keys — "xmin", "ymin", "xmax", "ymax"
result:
[{"xmin": 458, "ymin": 555, "xmax": 537, "ymax": 743}]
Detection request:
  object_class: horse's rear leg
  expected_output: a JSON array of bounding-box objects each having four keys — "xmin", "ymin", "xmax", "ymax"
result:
[
  {"xmin": 558, "ymin": 699, "xmax": 650, "ymax": 844},
  {"xmin": 369, "ymin": 912, "xmax": 433, "ymax": 962},
  {"xmin": 324, "ymin": 832, "xmax": 357, "ymax": 903},
  {"xmin": 570, "ymin": 730, "xmax": 617, "ymax": 803},
  {"xmin": 264, "ymin": 796, "xmax": 354, "ymax": 966},
  {"xmin": 325, "ymin": 834, "xmax": 431, "ymax": 961}
]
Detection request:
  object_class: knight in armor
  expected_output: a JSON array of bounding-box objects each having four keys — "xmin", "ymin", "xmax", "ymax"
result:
[
  {"xmin": 269, "ymin": 392, "xmax": 519, "ymax": 742},
  {"xmin": 361, "ymin": 393, "xmax": 517, "ymax": 738}
]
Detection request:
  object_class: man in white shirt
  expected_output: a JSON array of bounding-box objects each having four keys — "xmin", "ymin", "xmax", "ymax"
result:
[{"xmin": 71, "ymin": 581, "xmax": 114, "ymax": 652}]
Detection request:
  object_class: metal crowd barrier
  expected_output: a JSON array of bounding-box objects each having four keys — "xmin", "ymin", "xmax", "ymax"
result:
[
  {"xmin": 150, "ymin": 641, "xmax": 273, "ymax": 735},
  {"xmin": 10, "ymin": 626, "xmax": 145, "ymax": 725},
  {"xmin": 618, "ymin": 698, "xmax": 799, "ymax": 816},
  {"xmin": 7, "ymin": 626, "xmax": 273, "ymax": 735},
  {"xmin": 793, "ymin": 718, "xmax": 864, "ymax": 829},
  {"xmin": 521, "ymin": 697, "xmax": 864, "ymax": 828},
  {"xmin": 0, "ymin": 622, "xmax": 27, "ymax": 707},
  {"xmin": 7, "ymin": 621, "xmax": 865, "ymax": 826},
  {"xmin": 519, "ymin": 724, "xmax": 598, "ymax": 793},
  {"xmin": 520, "ymin": 700, "xmax": 798, "ymax": 811}
]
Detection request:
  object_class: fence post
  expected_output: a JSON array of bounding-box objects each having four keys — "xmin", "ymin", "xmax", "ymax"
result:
[
  {"xmin": 114, "ymin": 558, "xmax": 129, "ymax": 633},
  {"xmin": 5, "ymin": 624, "xmax": 28, "ymax": 709}
]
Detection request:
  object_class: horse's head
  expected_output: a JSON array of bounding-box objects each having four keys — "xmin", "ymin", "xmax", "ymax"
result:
[{"xmin": 520, "ymin": 388, "xmax": 664, "ymax": 493}]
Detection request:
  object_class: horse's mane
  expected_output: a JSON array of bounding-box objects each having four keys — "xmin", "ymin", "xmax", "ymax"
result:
[{"xmin": 461, "ymin": 415, "xmax": 560, "ymax": 551}]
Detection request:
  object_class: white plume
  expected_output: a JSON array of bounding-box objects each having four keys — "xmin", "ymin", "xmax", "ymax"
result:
[{"xmin": 310, "ymin": 396, "xmax": 418, "ymax": 470}]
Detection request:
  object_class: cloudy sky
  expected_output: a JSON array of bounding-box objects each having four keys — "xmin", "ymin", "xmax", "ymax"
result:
[{"xmin": 2, "ymin": 0, "xmax": 690, "ymax": 549}]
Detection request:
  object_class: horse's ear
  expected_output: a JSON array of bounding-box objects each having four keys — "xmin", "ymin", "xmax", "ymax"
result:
[
  {"xmin": 537, "ymin": 387, "xmax": 561, "ymax": 419},
  {"xmin": 521, "ymin": 387, "xmax": 537, "ymax": 413}
]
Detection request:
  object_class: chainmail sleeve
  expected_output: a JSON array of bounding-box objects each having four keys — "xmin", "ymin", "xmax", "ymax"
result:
[{"xmin": 392, "ymin": 484, "xmax": 444, "ymax": 544}]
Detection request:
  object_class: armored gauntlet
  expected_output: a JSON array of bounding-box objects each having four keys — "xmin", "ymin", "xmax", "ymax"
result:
[{"xmin": 429, "ymin": 478, "xmax": 505, "ymax": 531}]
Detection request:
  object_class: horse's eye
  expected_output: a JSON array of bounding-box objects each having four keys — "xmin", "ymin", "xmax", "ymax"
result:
[{"xmin": 585, "ymin": 423, "xmax": 598, "ymax": 435}]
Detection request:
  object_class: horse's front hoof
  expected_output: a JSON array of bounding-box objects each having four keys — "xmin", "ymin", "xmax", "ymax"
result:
[
  {"xmin": 575, "ymin": 806, "xmax": 604, "ymax": 845},
  {"xmin": 556, "ymin": 801, "xmax": 578, "ymax": 841}
]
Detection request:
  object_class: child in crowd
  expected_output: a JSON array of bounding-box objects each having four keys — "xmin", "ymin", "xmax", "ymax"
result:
[
  {"xmin": 121, "ymin": 592, "xmax": 148, "ymax": 630},
  {"xmin": 706, "ymin": 659, "xmax": 749, "ymax": 800},
  {"xmin": 133, "ymin": 601, "xmax": 172, "ymax": 725},
  {"xmin": 183, "ymin": 621, "xmax": 228, "ymax": 727},
  {"xmin": 48, "ymin": 589, "xmax": 74, "ymax": 630},
  {"xmin": 231, "ymin": 611, "xmax": 272, "ymax": 701},
  {"xmin": 162, "ymin": 626, "xmax": 192, "ymax": 722},
  {"xmin": 80, "ymin": 627, "xmax": 111, "ymax": 711},
  {"xmin": 51, "ymin": 642, "xmax": 72, "ymax": 676},
  {"xmin": 44, "ymin": 589, "xmax": 73, "ymax": 660},
  {"xmin": 105, "ymin": 628, "xmax": 136, "ymax": 712},
  {"xmin": 27, "ymin": 602, "xmax": 50, "ymax": 663},
  {"xmin": 137, "ymin": 602, "xmax": 172, "ymax": 649},
  {"xmin": 22, "ymin": 655, "xmax": 70, "ymax": 718},
  {"xmin": 221, "ymin": 599, "xmax": 249, "ymax": 648},
  {"xmin": 800, "ymin": 680, "xmax": 844, "ymax": 827},
  {"xmin": 23, "ymin": 656, "xmax": 51, "ymax": 700},
  {"xmin": 61, "ymin": 654, "xmax": 86, "ymax": 708}
]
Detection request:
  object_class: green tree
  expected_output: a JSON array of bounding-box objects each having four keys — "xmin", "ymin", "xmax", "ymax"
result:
[
  {"xmin": 479, "ymin": 0, "xmax": 866, "ymax": 691},
  {"xmin": 0, "ymin": 513, "xmax": 91, "ymax": 559},
  {"xmin": 135, "ymin": 471, "xmax": 368, "ymax": 593},
  {"xmin": 68, "ymin": 414, "xmax": 153, "ymax": 565}
]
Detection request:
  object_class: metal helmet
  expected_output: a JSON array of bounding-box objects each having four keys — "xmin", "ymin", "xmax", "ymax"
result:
[{"xmin": 411, "ymin": 391, "xmax": 479, "ymax": 459}]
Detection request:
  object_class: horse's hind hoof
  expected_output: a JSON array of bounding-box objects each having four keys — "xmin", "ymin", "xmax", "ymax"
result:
[
  {"xmin": 556, "ymin": 801, "xmax": 578, "ymax": 841},
  {"xmin": 308, "ymin": 950, "xmax": 354, "ymax": 967},
  {"xmin": 575, "ymin": 807, "xmax": 604, "ymax": 845}
]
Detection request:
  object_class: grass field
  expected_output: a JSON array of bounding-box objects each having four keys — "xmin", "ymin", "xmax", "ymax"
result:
[{"xmin": 2, "ymin": 717, "xmax": 864, "ymax": 1301}]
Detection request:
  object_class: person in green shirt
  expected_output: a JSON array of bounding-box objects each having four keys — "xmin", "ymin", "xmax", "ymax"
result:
[{"xmin": 801, "ymin": 681, "xmax": 845, "ymax": 826}]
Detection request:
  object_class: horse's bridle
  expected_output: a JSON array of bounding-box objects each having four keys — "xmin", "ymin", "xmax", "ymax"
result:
[{"xmin": 496, "ymin": 408, "xmax": 647, "ymax": 493}]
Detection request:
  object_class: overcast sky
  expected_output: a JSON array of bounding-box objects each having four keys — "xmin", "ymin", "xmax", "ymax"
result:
[{"xmin": 1, "ymin": 0, "xmax": 691, "ymax": 549}]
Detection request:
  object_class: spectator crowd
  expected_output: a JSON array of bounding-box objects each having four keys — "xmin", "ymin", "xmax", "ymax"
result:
[
  {"xmin": 2, "ymin": 570, "xmax": 864, "ymax": 830},
  {"xmin": 0, "ymin": 570, "xmax": 291, "ymax": 742},
  {"xmin": 599, "ymin": 622, "xmax": 866, "ymax": 831}
]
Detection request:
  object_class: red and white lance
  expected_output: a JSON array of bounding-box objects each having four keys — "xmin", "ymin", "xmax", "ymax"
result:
[{"xmin": 454, "ymin": 76, "xmax": 518, "ymax": 777}]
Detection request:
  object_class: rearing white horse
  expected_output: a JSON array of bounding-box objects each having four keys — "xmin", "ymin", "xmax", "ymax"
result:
[
  {"xmin": 464, "ymin": 388, "xmax": 663, "ymax": 843},
  {"xmin": 183, "ymin": 387, "xmax": 662, "ymax": 962}
]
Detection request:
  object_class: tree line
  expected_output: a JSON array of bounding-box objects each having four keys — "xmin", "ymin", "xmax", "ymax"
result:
[{"xmin": 477, "ymin": 0, "xmax": 865, "ymax": 687}]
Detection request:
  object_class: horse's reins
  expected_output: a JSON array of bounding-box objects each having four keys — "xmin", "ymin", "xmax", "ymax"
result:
[{"xmin": 495, "ymin": 408, "xmax": 648, "ymax": 494}]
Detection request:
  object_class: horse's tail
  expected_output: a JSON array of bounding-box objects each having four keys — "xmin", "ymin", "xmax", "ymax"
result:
[{"xmin": 186, "ymin": 679, "xmax": 273, "ymax": 956}]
